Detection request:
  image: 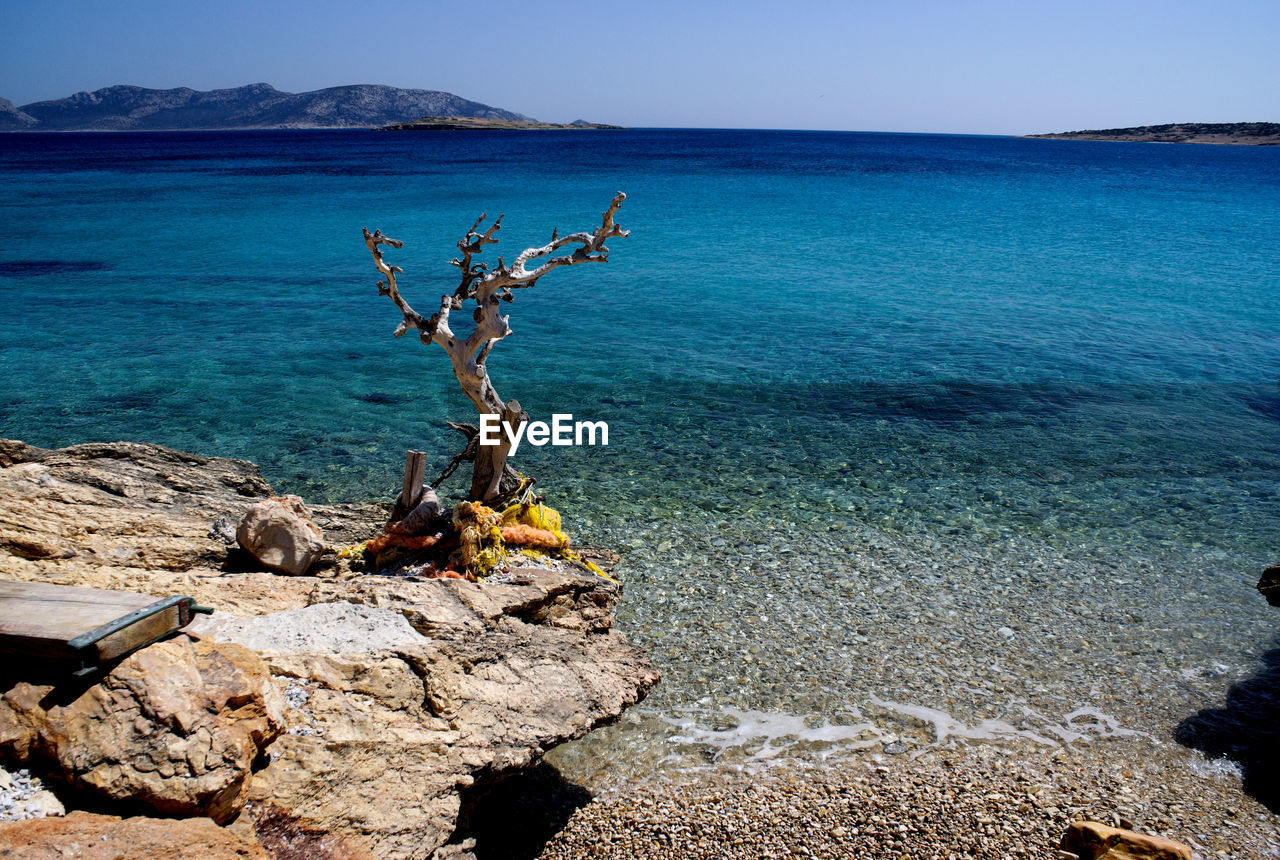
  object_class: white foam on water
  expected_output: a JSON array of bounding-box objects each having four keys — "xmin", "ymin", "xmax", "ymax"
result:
[
  {"xmin": 648, "ymin": 696, "xmax": 1158, "ymax": 778},
  {"xmin": 1058, "ymin": 706, "xmax": 1155, "ymax": 742},
  {"xmin": 662, "ymin": 707, "xmax": 883, "ymax": 767},
  {"xmin": 870, "ymin": 696, "xmax": 1059, "ymax": 747},
  {"xmin": 1179, "ymin": 662, "xmax": 1234, "ymax": 681},
  {"xmin": 1188, "ymin": 755, "xmax": 1243, "ymax": 781},
  {"xmin": 870, "ymin": 697, "xmax": 1155, "ymax": 747}
]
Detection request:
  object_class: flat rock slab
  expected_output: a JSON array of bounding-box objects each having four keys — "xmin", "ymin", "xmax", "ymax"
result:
[
  {"xmin": 0, "ymin": 810, "xmax": 271, "ymax": 859},
  {"xmin": 190, "ymin": 603, "xmax": 431, "ymax": 656},
  {"xmin": 0, "ymin": 438, "xmax": 386, "ymax": 615},
  {"xmin": 1061, "ymin": 820, "xmax": 1193, "ymax": 860},
  {"xmin": 208, "ymin": 569, "xmax": 659, "ymax": 857}
]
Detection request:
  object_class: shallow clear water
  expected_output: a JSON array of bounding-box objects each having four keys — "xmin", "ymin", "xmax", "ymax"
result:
[{"xmin": 2, "ymin": 129, "xmax": 1278, "ymax": 782}]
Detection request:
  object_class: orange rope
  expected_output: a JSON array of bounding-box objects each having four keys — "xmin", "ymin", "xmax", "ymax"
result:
[
  {"xmin": 500, "ymin": 524, "xmax": 568, "ymax": 549},
  {"xmin": 365, "ymin": 532, "xmax": 443, "ymax": 556}
]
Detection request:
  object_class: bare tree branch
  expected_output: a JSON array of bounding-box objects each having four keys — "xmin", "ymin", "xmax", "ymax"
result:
[
  {"xmin": 361, "ymin": 228, "xmax": 435, "ymax": 345},
  {"xmin": 504, "ymin": 192, "xmax": 629, "ymax": 284},
  {"xmin": 361, "ymin": 193, "xmax": 628, "ymax": 501}
]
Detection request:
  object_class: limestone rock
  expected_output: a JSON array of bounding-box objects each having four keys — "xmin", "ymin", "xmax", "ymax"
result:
[
  {"xmin": 0, "ymin": 439, "xmax": 386, "ymax": 614},
  {"xmin": 195, "ymin": 602, "xmax": 431, "ymax": 656},
  {"xmin": 0, "ymin": 637, "xmax": 285, "ymax": 823},
  {"xmin": 242, "ymin": 802, "xmax": 377, "ymax": 859},
  {"xmin": 1061, "ymin": 820, "xmax": 1193, "ymax": 860},
  {"xmin": 430, "ymin": 837, "xmax": 477, "ymax": 859},
  {"xmin": 0, "ymin": 684, "xmax": 50, "ymax": 761},
  {"xmin": 0, "ymin": 810, "xmax": 271, "ymax": 859},
  {"xmin": 189, "ymin": 568, "xmax": 659, "ymax": 857},
  {"xmin": 236, "ymin": 495, "xmax": 325, "ymax": 575},
  {"xmin": 0, "ymin": 439, "xmax": 658, "ymax": 858}
]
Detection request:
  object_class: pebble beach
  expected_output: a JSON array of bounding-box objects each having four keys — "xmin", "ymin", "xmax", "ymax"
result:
[{"xmin": 535, "ymin": 739, "xmax": 1279, "ymax": 859}]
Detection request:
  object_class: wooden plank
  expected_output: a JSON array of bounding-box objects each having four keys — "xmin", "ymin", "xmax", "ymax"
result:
[
  {"xmin": 93, "ymin": 604, "xmax": 183, "ymax": 661},
  {"xmin": 0, "ymin": 581, "xmax": 188, "ymax": 663},
  {"xmin": 402, "ymin": 450, "xmax": 427, "ymax": 510},
  {"xmin": 0, "ymin": 579, "xmax": 157, "ymax": 608},
  {"xmin": 0, "ymin": 581, "xmax": 155, "ymax": 642}
]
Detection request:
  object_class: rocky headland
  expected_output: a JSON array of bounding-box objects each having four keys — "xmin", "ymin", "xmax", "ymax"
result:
[
  {"xmin": 0, "ymin": 98, "xmax": 38, "ymax": 130},
  {"xmin": 0, "ymin": 84, "xmax": 532, "ymax": 132},
  {"xmin": 1024, "ymin": 122, "xmax": 1280, "ymax": 145},
  {"xmin": 0, "ymin": 439, "xmax": 658, "ymax": 858}
]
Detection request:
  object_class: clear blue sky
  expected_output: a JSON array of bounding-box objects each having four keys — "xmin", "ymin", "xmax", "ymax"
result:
[{"xmin": 2, "ymin": 0, "xmax": 1276, "ymax": 133}]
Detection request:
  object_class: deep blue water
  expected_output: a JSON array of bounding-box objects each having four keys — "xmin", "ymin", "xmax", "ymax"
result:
[
  {"xmin": 3, "ymin": 130, "xmax": 1280, "ymax": 772},
  {"xmin": 2, "ymin": 129, "xmax": 1276, "ymax": 558}
]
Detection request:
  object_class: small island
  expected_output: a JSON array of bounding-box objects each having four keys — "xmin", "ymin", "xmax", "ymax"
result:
[
  {"xmin": 381, "ymin": 115, "xmax": 623, "ymax": 131},
  {"xmin": 1024, "ymin": 122, "xmax": 1279, "ymax": 145}
]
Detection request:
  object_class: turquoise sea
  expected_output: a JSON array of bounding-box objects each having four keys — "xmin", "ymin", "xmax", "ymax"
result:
[{"xmin": 2, "ymin": 130, "xmax": 1278, "ymax": 787}]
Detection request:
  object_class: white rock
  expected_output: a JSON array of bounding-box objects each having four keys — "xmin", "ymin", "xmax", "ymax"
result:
[
  {"xmin": 191, "ymin": 603, "xmax": 430, "ymax": 656},
  {"xmin": 235, "ymin": 495, "xmax": 324, "ymax": 575},
  {"xmin": 18, "ymin": 790, "xmax": 64, "ymax": 819},
  {"xmin": 997, "ymin": 626, "xmax": 1016, "ymax": 640}
]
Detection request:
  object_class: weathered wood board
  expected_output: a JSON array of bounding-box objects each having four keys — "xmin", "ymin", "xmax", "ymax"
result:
[{"xmin": 0, "ymin": 580, "xmax": 199, "ymax": 665}]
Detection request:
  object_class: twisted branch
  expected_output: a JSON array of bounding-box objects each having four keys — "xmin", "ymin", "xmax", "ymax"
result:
[
  {"xmin": 502, "ymin": 192, "xmax": 629, "ymax": 286},
  {"xmin": 361, "ymin": 193, "xmax": 628, "ymax": 501},
  {"xmin": 361, "ymin": 228, "xmax": 436, "ymax": 345},
  {"xmin": 451, "ymin": 213, "xmax": 503, "ymax": 300}
]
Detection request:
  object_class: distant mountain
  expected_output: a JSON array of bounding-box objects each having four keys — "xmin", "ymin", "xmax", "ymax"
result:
[
  {"xmin": 1024, "ymin": 122, "xmax": 1279, "ymax": 145},
  {"xmin": 0, "ymin": 83, "xmax": 531, "ymax": 131},
  {"xmin": 0, "ymin": 97, "xmax": 38, "ymax": 129}
]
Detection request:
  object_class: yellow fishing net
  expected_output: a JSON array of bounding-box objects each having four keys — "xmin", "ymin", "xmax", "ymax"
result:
[
  {"xmin": 499, "ymin": 500, "xmax": 568, "ymax": 546},
  {"xmin": 499, "ymin": 499, "xmax": 614, "ymax": 581},
  {"xmin": 452, "ymin": 501, "xmax": 506, "ymax": 578}
]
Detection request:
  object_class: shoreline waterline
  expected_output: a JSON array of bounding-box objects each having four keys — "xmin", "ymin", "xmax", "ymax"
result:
[{"xmin": 548, "ymin": 500, "xmax": 1275, "ymax": 773}]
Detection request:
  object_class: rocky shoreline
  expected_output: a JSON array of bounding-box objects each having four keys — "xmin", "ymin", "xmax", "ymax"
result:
[
  {"xmin": 2, "ymin": 438, "xmax": 1275, "ymax": 858},
  {"xmin": 1023, "ymin": 122, "xmax": 1280, "ymax": 145},
  {"xmin": 0, "ymin": 439, "xmax": 658, "ymax": 858}
]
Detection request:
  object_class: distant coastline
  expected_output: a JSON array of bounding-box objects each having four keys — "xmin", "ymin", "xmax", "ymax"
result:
[
  {"xmin": 380, "ymin": 116, "xmax": 622, "ymax": 131},
  {"xmin": 1024, "ymin": 122, "xmax": 1279, "ymax": 145},
  {"xmin": 0, "ymin": 83, "xmax": 624, "ymax": 132}
]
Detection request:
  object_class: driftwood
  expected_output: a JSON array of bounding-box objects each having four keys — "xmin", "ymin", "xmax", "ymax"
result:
[
  {"xmin": 401, "ymin": 451, "xmax": 427, "ymax": 510},
  {"xmin": 389, "ymin": 450, "xmax": 443, "ymax": 533},
  {"xmin": 393, "ymin": 486, "xmax": 441, "ymax": 537},
  {"xmin": 363, "ymin": 193, "xmax": 629, "ymax": 502}
]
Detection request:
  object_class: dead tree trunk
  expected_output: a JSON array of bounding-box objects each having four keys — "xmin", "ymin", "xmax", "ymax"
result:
[{"xmin": 362, "ymin": 193, "xmax": 629, "ymax": 503}]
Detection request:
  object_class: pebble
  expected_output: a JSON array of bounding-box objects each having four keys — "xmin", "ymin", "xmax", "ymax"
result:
[
  {"xmin": 533, "ymin": 743, "xmax": 1280, "ymax": 860},
  {"xmin": 0, "ymin": 766, "xmax": 64, "ymax": 822}
]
